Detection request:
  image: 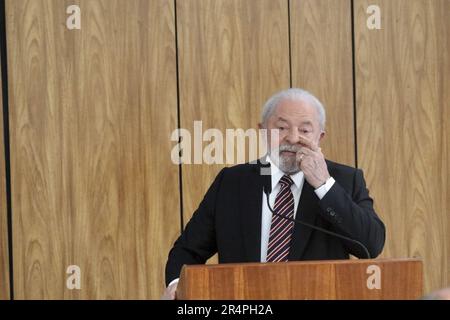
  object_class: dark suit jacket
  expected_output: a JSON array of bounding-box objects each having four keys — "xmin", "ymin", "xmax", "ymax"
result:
[{"xmin": 165, "ymin": 159, "xmax": 386, "ymax": 285}]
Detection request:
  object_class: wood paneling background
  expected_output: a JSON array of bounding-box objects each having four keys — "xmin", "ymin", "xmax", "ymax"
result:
[
  {"xmin": 6, "ymin": 0, "xmax": 179, "ymax": 299},
  {"xmin": 177, "ymin": 0, "xmax": 290, "ymax": 227},
  {"xmin": 291, "ymin": 0, "xmax": 354, "ymax": 166},
  {"xmin": 0, "ymin": 0, "xmax": 448, "ymax": 299},
  {"xmin": 0, "ymin": 52, "xmax": 10, "ymax": 300},
  {"xmin": 355, "ymin": 0, "xmax": 450, "ymax": 292}
]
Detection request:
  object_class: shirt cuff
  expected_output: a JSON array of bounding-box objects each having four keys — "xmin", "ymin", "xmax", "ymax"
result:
[
  {"xmin": 314, "ymin": 177, "xmax": 335, "ymax": 200},
  {"xmin": 168, "ymin": 278, "xmax": 179, "ymax": 287}
]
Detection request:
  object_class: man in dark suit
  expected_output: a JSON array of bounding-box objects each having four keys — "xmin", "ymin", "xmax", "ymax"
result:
[{"xmin": 162, "ymin": 88, "xmax": 385, "ymax": 299}]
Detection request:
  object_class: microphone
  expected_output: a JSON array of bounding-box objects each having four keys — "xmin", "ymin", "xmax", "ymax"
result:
[{"xmin": 262, "ymin": 179, "xmax": 371, "ymax": 259}]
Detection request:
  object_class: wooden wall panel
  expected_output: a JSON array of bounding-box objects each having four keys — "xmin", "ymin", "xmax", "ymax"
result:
[
  {"xmin": 355, "ymin": 0, "xmax": 450, "ymax": 293},
  {"xmin": 291, "ymin": 0, "xmax": 355, "ymax": 166},
  {"xmin": 7, "ymin": 0, "xmax": 179, "ymax": 299},
  {"xmin": 0, "ymin": 51, "xmax": 10, "ymax": 300},
  {"xmin": 177, "ymin": 0, "xmax": 290, "ymax": 229}
]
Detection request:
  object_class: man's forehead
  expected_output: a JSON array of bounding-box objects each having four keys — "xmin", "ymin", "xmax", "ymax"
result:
[{"xmin": 275, "ymin": 116, "xmax": 313, "ymax": 126}]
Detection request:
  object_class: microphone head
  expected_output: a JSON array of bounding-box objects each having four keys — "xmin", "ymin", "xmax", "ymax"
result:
[
  {"xmin": 259, "ymin": 158, "xmax": 272, "ymax": 195},
  {"xmin": 262, "ymin": 174, "xmax": 272, "ymax": 195}
]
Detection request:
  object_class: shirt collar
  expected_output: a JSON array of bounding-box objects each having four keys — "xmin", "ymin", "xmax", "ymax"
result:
[{"xmin": 266, "ymin": 155, "xmax": 304, "ymax": 190}]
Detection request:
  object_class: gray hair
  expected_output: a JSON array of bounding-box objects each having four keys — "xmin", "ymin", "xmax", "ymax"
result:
[{"xmin": 261, "ymin": 88, "xmax": 326, "ymax": 131}]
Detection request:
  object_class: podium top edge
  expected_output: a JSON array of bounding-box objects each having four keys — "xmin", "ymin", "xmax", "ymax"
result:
[{"xmin": 181, "ymin": 258, "xmax": 423, "ymax": 270}]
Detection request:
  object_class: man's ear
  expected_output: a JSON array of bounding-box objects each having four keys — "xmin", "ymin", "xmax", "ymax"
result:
[{"xmin": 319, "ymin": 131, "xmax": 325, "ymax": 141}]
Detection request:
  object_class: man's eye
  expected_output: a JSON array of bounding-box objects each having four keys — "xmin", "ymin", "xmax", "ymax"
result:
[
  {"xmin": 278, "ymin": 127, "xmax": 286, "ymax": 131},
  {"xmin": 301, "ymin": 129, "xmax": 309, "ymax": 134}
]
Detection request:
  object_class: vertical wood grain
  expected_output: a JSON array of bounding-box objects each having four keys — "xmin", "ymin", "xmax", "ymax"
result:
[
  {"xmin": 0, "ymin": 49, "xmax": 10, "ymax": 300},
  {"xmin": 291, "ymin": 0, "xmax": 355, "ymax": 166},
  {"xmin": 355, "ymin": 0, "xmax": 450, "ymax": 293},
  {"xmin": 7, "ymin": 0, "xmax": 179, "ymax": 299},
  {"xmin": 177, "ymin": 0, "xmax": 290, "ymax": 230}
]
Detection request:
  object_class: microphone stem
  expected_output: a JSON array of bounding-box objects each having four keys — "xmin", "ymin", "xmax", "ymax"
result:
[{"xmin": 264, "ymin": 190, "xmax": 371, "ymax": 259}]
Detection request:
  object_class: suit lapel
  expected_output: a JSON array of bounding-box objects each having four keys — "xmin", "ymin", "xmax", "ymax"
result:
[
  {"xmin": 288, "ymin": 180, "xmax": 320, "ymax": 260},
  {"xmin": 240, "ymin": 162, "xmax": 266, "ymax": 262}
]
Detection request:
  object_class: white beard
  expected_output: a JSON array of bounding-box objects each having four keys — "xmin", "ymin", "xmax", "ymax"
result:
[{"xmin": 269, "ymin": 145, "xmax": 301, "ymax": 174}]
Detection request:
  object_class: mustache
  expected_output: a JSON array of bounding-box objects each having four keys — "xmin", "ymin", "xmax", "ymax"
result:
[{"xmin": 277, "ymin": 145, "xmax": 301, "ymax": 153}]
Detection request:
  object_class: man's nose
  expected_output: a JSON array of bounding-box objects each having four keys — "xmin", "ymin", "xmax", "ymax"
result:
[{"xmin": 285, "ymin": 128, "xmax": 300, "ymax": 144}]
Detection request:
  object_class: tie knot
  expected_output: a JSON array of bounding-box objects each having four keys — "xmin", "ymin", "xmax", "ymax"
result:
[{"xmin": 279, "ymin": 175, "xmax": 294, "ymax": 188}]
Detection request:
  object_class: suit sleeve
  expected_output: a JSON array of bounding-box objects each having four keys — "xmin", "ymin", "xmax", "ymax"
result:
[
  {"xmin": 164, "ymin": 168, "xmax": 226, "ymax": 286},
  {"xmin": 317, "ymin": 168, "xmax": 386, "ymax": 258}
]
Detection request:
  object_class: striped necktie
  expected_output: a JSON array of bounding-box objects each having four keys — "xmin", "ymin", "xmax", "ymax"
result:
[{"xmin": 266, "ymin": 175, "xmax": 295, "ymax": 262}]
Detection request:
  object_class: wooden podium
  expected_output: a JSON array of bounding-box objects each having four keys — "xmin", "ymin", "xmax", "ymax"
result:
[{"xmin": 177, "ymin": 258, "xmax": 423, "ymax": 300}]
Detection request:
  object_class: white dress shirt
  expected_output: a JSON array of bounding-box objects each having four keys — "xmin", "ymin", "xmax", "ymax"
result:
[{"xmin": 260, "ymin": 156, "xmax": 335, "ymax": 262}]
